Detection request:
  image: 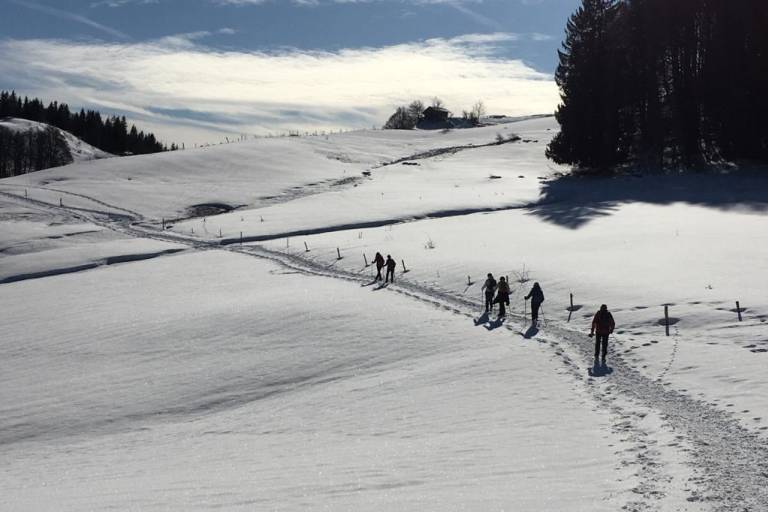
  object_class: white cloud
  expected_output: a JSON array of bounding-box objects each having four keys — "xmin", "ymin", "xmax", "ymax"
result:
[{"xmin": 0, "ymin": 34, "xmax": 558, "ymax": 144}]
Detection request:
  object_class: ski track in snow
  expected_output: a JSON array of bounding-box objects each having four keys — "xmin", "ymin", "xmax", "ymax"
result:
[{"xmin": 3, "ymin": 187, "xmax": 768, "ymax": 511}]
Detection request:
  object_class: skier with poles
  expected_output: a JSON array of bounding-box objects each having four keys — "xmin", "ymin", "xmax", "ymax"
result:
[
  {"xmin": 494, "ymin": 277, "xmax": 510, "ymax": 319},
  {"xmin": 373, "ymin": 252, "xmax": 385, "ymax": 281},
  {"xmin": 482, "ymin": 273, "xmax": 497, "ymax": 314},
  {"xmin": 385, "ymin": 255, "xmax": 397, "ymax": 283},
  {"xmin": 524, "ymin": 282, "xmax": 545, "ymax": 326},
  {"xmin": 589, "ymin": 304, "xmax": 615, "ymax": 364}
]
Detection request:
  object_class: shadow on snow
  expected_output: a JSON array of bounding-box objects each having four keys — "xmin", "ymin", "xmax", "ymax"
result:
[{"xmin": 528, "ymin": 170, "xmax": 768, "ymax": 229}]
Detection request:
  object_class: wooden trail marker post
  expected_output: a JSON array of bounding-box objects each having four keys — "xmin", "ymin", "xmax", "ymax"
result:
[
  {"xmin": 664, "ymin": 305, "xmax": 670, "ymax": 336},
  {"xmin": 402, "ymin": 260, "xmax": 408, "ymax": 273},
  {"xmin": 59, "ymin": 198, "xmax": 63, "ymax": 207},
  {"xmin": 467, "ymin": 276, "xmax": 472, "ymax": 286},
  {"xmin": 363, "ymin": 254, "xmax": 368, "ymax": 267},
  {"xmin": 337, "ymin": 248, "xmax": 342, "ymax": 259},
  {"xmin": 304, "ymin": 242, "xmax": 309, "ymax": 252},
  {"xmin": 736, "ymin": 301, "xmax": 743, "ymax": 322}
]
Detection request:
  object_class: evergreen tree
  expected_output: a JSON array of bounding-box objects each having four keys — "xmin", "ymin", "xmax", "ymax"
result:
[
  {"xmin": 547, "ymin": 0, "xmax": 622, "ymax": 170},
  {"xmin": 0, "ymin": 90, "xmax": 169, "ymax": 157},
  {"xmin": 548, "ymin": 0, "xmax": 768, "ymax": 170}
]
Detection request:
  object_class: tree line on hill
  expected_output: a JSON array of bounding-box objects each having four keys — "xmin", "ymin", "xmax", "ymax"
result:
[
  {"xmin": 0, "ymin": 91, "xmax": 168, "ymax": 155},
  {"xmin": 0, "ymin": 124, "xmax": 71, "ymax": 177},
  {"xmin": 547, "ymin": 0, "xmax": 768, "ymax": 171}
]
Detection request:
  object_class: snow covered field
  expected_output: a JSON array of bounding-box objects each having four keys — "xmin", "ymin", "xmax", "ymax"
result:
[{"xmin": 1, "ymin": 116, "xmax": 767, "ymax": 510}]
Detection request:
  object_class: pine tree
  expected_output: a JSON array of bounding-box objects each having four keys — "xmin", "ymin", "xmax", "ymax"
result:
[{"xmin": 547, "ymin": 0, "xmax": 622, "ymax": 170}]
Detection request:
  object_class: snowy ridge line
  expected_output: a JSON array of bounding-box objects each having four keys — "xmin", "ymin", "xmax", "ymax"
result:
[
  {"xmin": 5, "ymin": 187, "xmax": 768, "ymax": 510},
  {"xmin": 0, "ymin": 183, "xmax": 144, "ymax": 219},
  {"xmin": 234, "ymin": 135, "xmax": 525, "ymax": 214},
  {"xmin": 218, "ymin": 203, "xmax": 535, "ymax": 245},
  {"xmin": 378, "ymin": 134, "xmax": 522, "ymax": 168},
  {"xmin": 0, "ymin": 249, "xmax": 186, "ymax": 285}
]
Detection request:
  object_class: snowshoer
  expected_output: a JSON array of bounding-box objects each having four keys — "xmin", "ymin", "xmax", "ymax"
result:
[
  {"xmin": 589, "ymin": 304, "xmax": 615, "ymax": 363},
  {"xmin": 373, "ymin": 252, "xmax": 385, "ymax": 281},
  {"xmin": 524, "ymin": 282, "xmax": 545, "ymax": 325},
  {"xmin": 494, "ymin": 277, "xmax": 510, "ymax": 318},
  {"xmin": 482, "ymin": 273, "xmax": 497, "ymax": 313},
  {"xmin": 385, "ymin": 255, "xmax": 396, "ymax": 283}
]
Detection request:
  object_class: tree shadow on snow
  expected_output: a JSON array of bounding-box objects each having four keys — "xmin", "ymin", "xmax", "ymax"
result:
[
  {"xmin": 528, "ymin": 170, "xmax": 768, "ymax": 229},
  {"xmin": 588, "ymin": 363, "xmax": 614, "ymax": 377},
  {"xmin": 373, "ymin": 282, "xmax": 389, "ymax": 291}
]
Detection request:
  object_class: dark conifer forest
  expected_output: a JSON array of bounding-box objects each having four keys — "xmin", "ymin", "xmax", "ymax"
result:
[
  {"xmin": 547, "ymin": 0, "xmax": 768, "ymax": 171},
  {"xmin": 0, "ymin": 91, "xmax": 169, "ymax": 176}
]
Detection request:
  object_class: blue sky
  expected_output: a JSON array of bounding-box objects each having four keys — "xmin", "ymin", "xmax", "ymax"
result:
[{"xmin": 0, "ymin": 0, "xmax": 579, "ymax": 144}]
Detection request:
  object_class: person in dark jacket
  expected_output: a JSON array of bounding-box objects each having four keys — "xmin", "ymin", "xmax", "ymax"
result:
[
  {"xmin": 385, "ymin": 255, "xmax": 397, "ymax": 283},
  {"xmin": 494, "ymin": 277, "xmax": 510, "ymax": 318},
  {"xmin": 524, "ymin": 282, "xmax": 545, "ymax": 325},
  {"xmin": 589, "ymin": 304, "xmax": 615, "ymax": 363},
  {"xmin": 482, "ymin": 273, "xmax": 497, "ymax": 313},
  {"xmin": 373, "ymin": 252, "xmax": 385, "ymax": 281}
]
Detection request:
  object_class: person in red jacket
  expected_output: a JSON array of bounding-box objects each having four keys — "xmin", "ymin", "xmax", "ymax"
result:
[{"xmin": 589, "ymin": 304, "xmax": 615, "ymax": 364}]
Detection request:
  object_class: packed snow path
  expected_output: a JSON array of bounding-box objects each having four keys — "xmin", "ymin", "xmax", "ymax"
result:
[{"xmin": 3, "ymin": 186, "xmax": 768, "ymax": 511}]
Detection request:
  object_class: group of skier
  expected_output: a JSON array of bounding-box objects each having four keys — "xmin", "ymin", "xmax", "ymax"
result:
[
  {"xmin": 481, "ymin": 273, "xmax": 616, "ymax": 364},
  {"xmin": 482, "ymin": 274, "xmax": 545, "ymax": 324},
  {"xmin": 369, "ymin": 258, "xmax": 616, "ymax": 364},
  {"xmin": 372, "ymin": 252, "xmax": 397, "ymax": 283}
]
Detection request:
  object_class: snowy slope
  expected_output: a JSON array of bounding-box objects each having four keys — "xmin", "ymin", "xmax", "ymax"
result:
[
  {"xmin": 0, "ymin": 195, "xmax": 184, "ymax": 283},
  {"xmin": 1, "ymin": 114, "xmax": 767, "ymax": 510},
  {"xmin": 0, "ymin": 250, "xmax": 698, "ymax": 511},
  {"xmin": 0, "ymin": 117, "xmax": 113, "ymax": 163},
  {"xmin": 0, "ymin": 119, "xmax": 541, "ymax": 219}
]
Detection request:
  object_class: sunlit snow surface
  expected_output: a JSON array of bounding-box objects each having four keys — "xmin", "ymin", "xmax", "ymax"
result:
[
  {"xmin": 1, "ymin": 116, "xmax": 766, "ymax": 510},
  {"xmin": 3, "ymin": 251, "xmax": 632, "ymax": 511}
]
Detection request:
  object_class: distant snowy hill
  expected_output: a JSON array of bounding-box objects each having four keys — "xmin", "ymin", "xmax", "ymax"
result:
[{"xmin": 0, "ymin": 118, "xmax": 113, "ymax": 172}]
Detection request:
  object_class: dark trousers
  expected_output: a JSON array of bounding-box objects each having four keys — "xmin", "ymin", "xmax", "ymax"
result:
[
  {"xmin": 385, "ymin": 268, "xmax": 395, "ymax": 283},
  {"xmin": 375, "ymin": 266, "xmax": 383, "ymax": 281},
  {"xmin": 495, "ymin": 294, "xmax": 509, "ymax": 317},
  {"xmin": 485, "ymin": 292, "xmax": 494, "ymax": 312},
  {"xmin": 595, "ymin": 334, "xmax": 609, "ymax": 360},
  {"xmin": 531, "ymin": 302, "xmax": 541, "ymax": 321}
]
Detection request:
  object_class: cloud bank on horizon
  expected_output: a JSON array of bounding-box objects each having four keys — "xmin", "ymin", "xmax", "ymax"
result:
[{"xmin": 0, "ymin": 0, "xmax": 572, "ymax": 144}]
